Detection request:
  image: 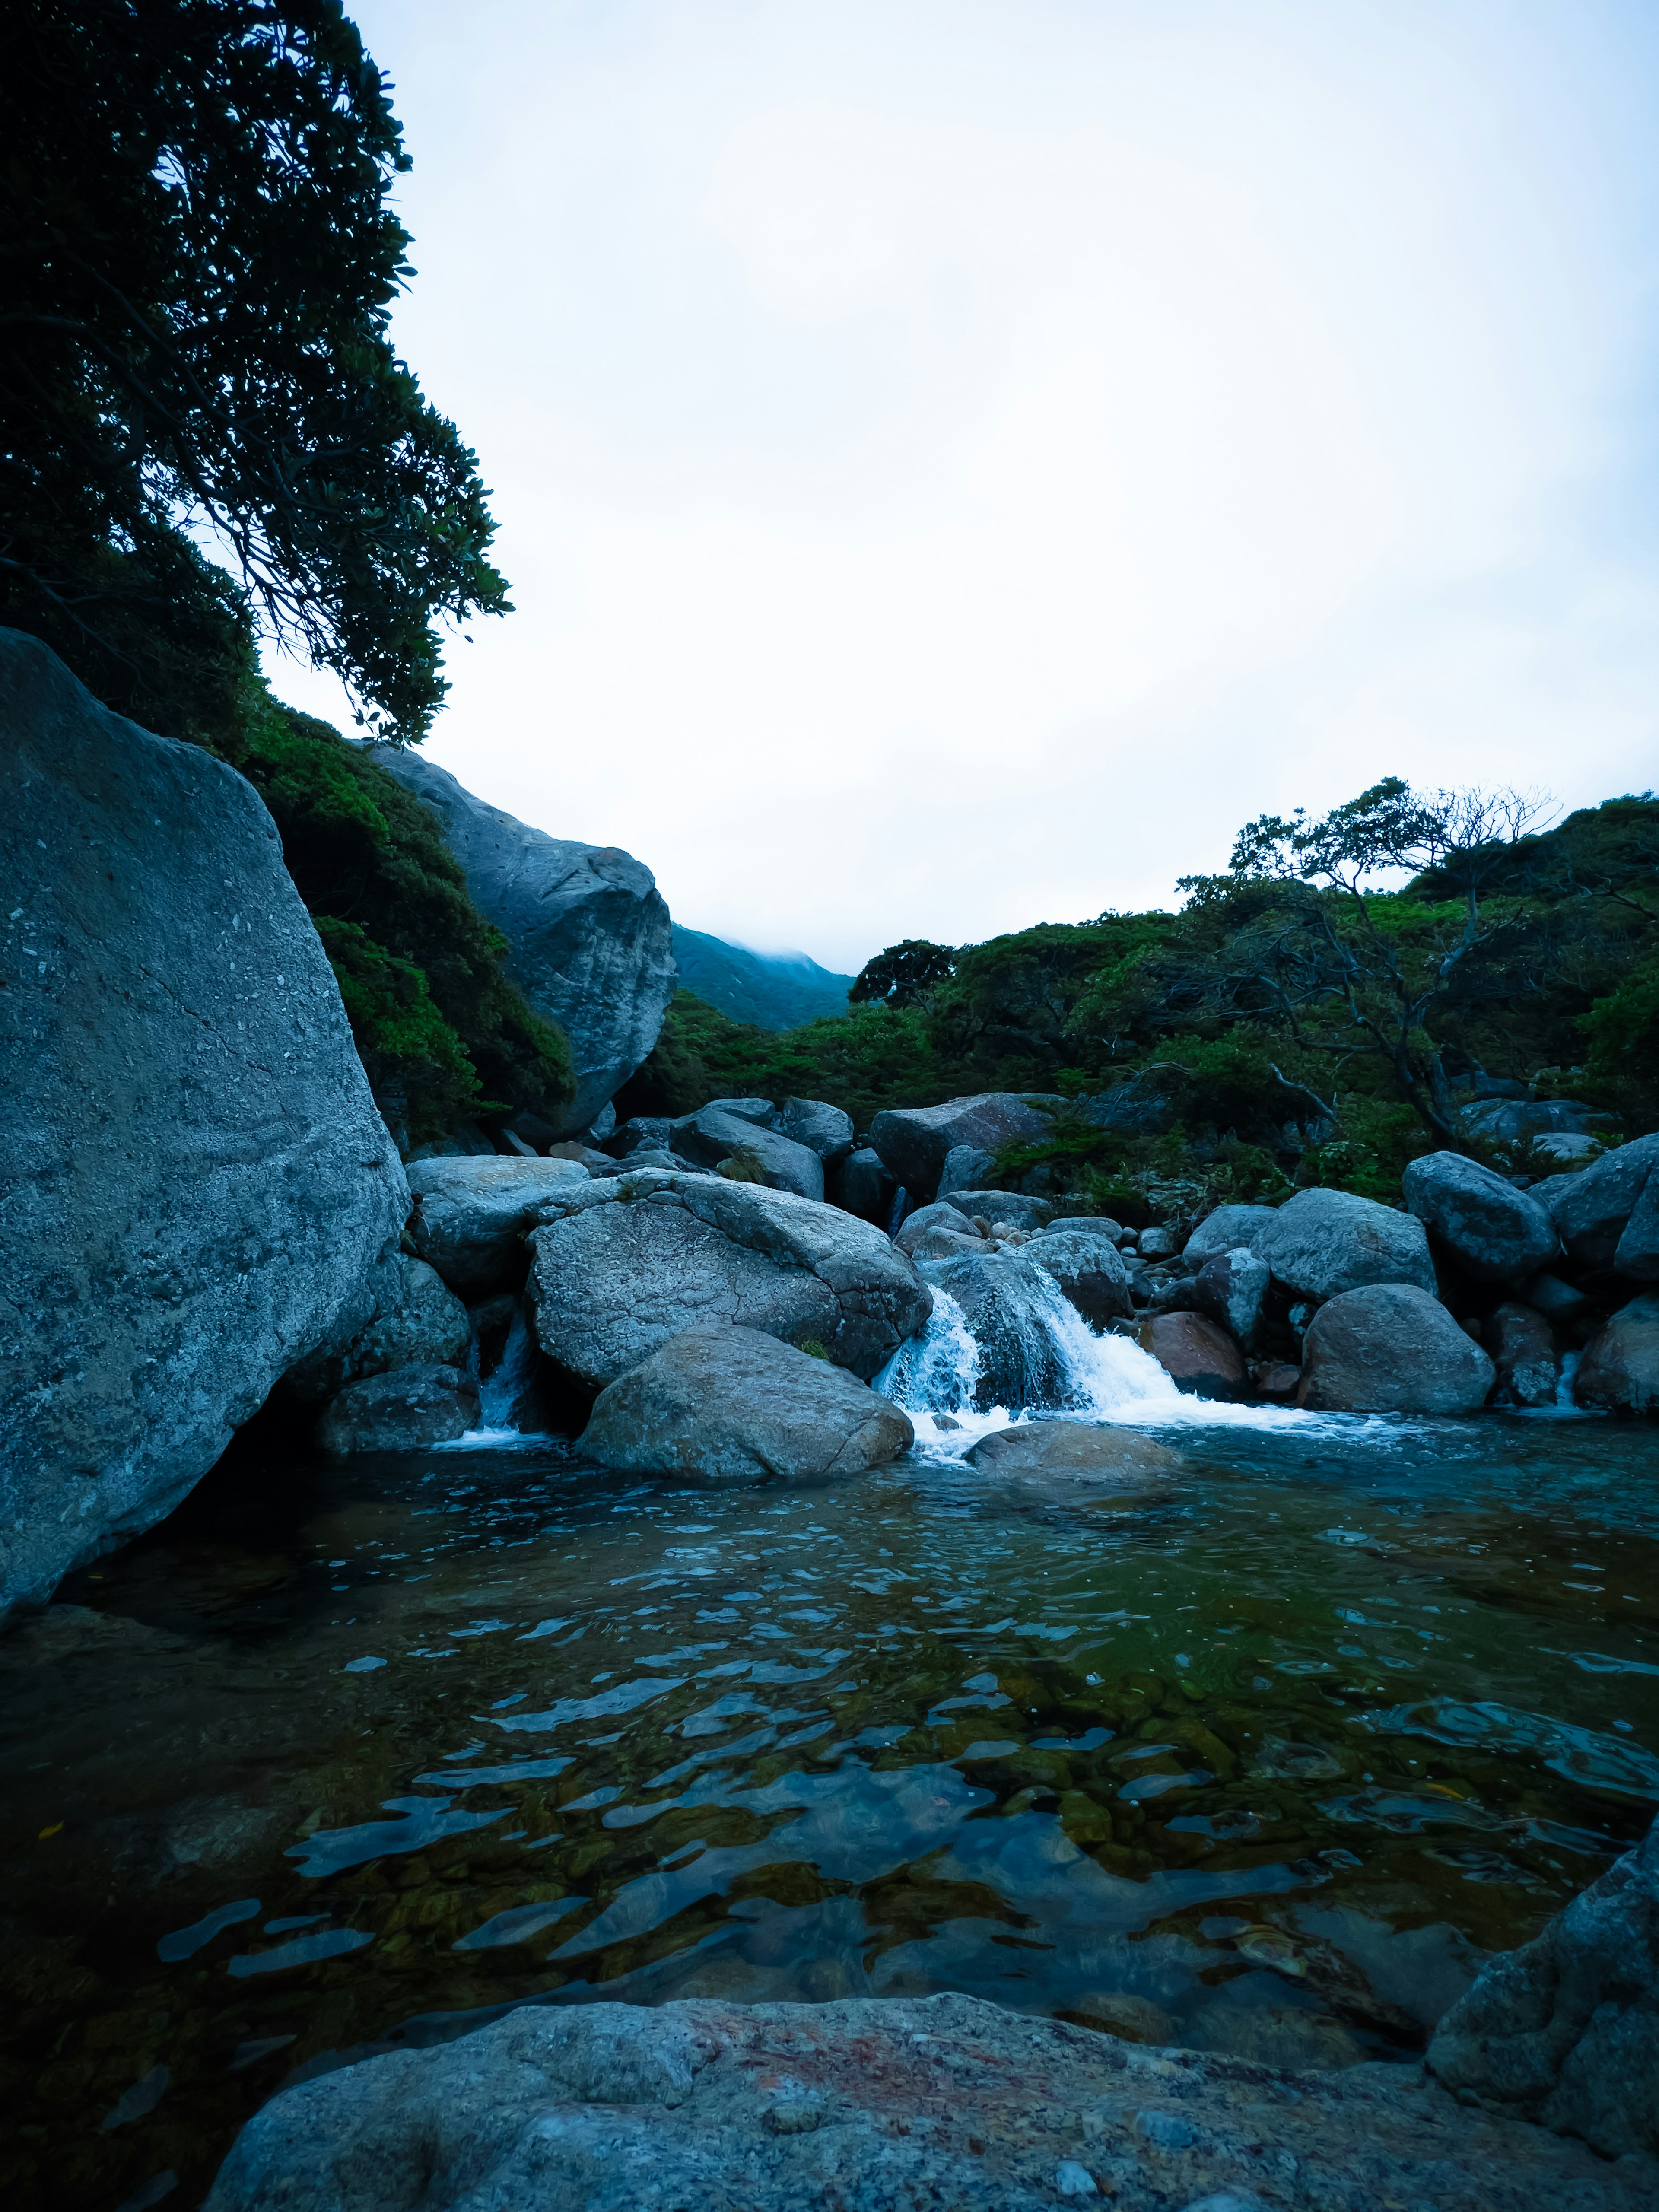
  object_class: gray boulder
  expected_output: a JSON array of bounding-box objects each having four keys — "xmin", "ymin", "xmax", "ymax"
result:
[
  {"xmin": 833, "ymin": 1147, "xmax": 898, "ymax": 1227},
  {"xmin": 1257, "ymin": 1186, "xmax": 1436, "ymax": 1300},
  {"xmin": 894, "ymin": 1199, "xmax": 976, "ymax": 1258},
  {"xmin": 1522, "ymin": 1271, "xmax": 1595, "ymax": 1325},
  {"xmin": 944, "ymin": 1191, "xmax": 1056, "ymax": 1232},
  {"xmin": 315, "ymin": 1363, "xmax": 480, "ymax": 1454},
  {"xmin": 1297, "ymin": 1284, "xmax": 1495, "ymax": 1414},
  {"xmin": 1427, "ymin": 1810, "xmax": 1659, "ymax": 2158},
  {"xmin": 527, "ymin": 1170, "xmax": 931, "ymax": 1387},
  {"xmin": 1190, "ymin": 1246, "xmax": 1270, "ymax": 1349},
  {"xmin": 284, "ymin": 1255, "xmax": 470, "ymax": 1405},
  {"xmin": 1461, "ymin": 1096, "xmax": 1612, "ymax": 1143},
  {"xmin": 1539, "ymin": 1133, "xmax": 1659, "ymax": 1272},
  {"xmin": 1026, "ymin": 1228, "xmax": 1132, "ymax": 1325},
  {"xmin": 966, "ymin": 1420, "xmax": 1183, "ymax": 1484},
  {"xmin": 1488, "ymin": 1302, "xmax": 1560, "ymax": 1408},
  {"xmin": 868, "ymin": 1093, "xmax": 1060, "ymax": 1201},
  {"xmin": 0, "ymin": 631, "xmax": 408, "ymax": 1621},
  {"xmin": 937, "ymin": 1143, "xmax": 995, "ymax": 1197},
  {"xmin": 773, "ymin": 1098, "xmax": 854, "ymax": 1163},
  {"xmin": 1402, "ymin": 1151, "xmax": 1559, "ymax": 1283},
  {"xmin": 1183, "ymin": 1204, "xmax": 1281, "ymax": 1267},
  {"xmin": 606, "ymin": 1115, "xmax": 677, "ymax": 1158},
  {"xmin": 1575, "ymin": 1294, "xmax": 1659, "ymax": 1414},
  {"xmin": 368, "ymin": 747, "xmax": 675, "ymax": 1136},
  {"xmin": 203, "ymin": 1990, "xmax": 1649, "ymax": 2212},
  {"xmin": 576, "ymin": 1325, "xmax": 912, "ymax": 1487},
  {"xmin": 405, "ymin": 1155, "xmax": 588, "ymax": 1294},
  {"xmin": 699, "ymin": 1096, "xmax": 779, "ymax": 1125},
  {"xmin": 670, "ymin": 1106, "xmax": 824, "ymax": 1200}
]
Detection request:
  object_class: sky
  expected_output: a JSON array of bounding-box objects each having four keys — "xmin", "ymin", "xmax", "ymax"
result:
[{"xmin": 268, "ymin": 0, "xmax": 1659, "ymax": 975}]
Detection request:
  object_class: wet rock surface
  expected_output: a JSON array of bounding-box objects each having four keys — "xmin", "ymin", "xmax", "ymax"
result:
[
  {"xmin": 1137, "ymin": 1311, "xmax": 1249, "ymax": 1400},
  {"xmin": 285, "ymin": 1256, "xmax": 471, "ymax": 1406},
  {"xmin": 965, "ymin": 1419, "xmax": 1182, "ymax": 1485},
  {"xmin": 1297, "ymin": 1284, "xmax": 1496, "ymax": 1414},
  {"xmin": 314, "ymin": 1364, "xmax": 480, "ymax": 1454},
  {"xmin": 1027, "ymin": 1228, "xmax": 1134, "ymax": 1325},
  {"xmin": 1576, "ymin": 1294, "xmax": 1659, "ymax": 1414}
]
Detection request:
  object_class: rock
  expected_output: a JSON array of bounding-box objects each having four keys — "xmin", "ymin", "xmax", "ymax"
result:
[
  {"xmin": 315, "ymin": 1364, "xmax": 480, "ymax": 1454},
  {"xmin": 576, "ymin": 1325, "xmax": 912, "ymax": 1487},
  {"xmin": 546, "ymin": 1142, "xmax": 619, "ymax": 1176},
  {"xmin": 921, "ymin": 1249, "xmax": 1075, "ymax": 1409},
  {"xmin": 1136, "ymin": 1313, "xmax": 1247, "ymax": 1399},
  {"xmin": 1460, "ymin": 1096, "xmax": 1614, "ymax": 1143},
  {"xmin": 894, "ymin": 1200, "xmax": 976, "ymax": 1257},
  {"xmin": 1487, "ymin": 1302, "xmax": 1560, "ymax": 1408},
  {"xmin": 202, "ymin": 1990, "xmax": 1652, "ymax": 2212},
  {"xmin": 527, "ymin": 1170, "xmax": 931, "ymax": 1387},
  {"xmin": 700, "ymin": 1096, "xmax": 779, "ymax": 1124},
  {"xmin": 1182, "ymin": 1205, "xmax": 1281, "ymax": 1267},
  {"xmin": 1541, "ymin": 1134, "xmax": 1659, "ymax": 1272},
  {"xmin": 407, "ymin": 1119, "xmax": 497, "ymax": 1160},
  {"xmin": 607, "ymin": 1115, "xmax": 677, "ymax": 1158},
  {"xmin": 368, "ymin": 747, "xmax": 675, "ymax": 1136},
  {"xmin": 0, "ymin": 631, "xmax": 409, "ymax": 1621},
  {"xmin": 1252, "ymin": 1361, "xmax": 1301, "ymax": 1397},
  {"xmin": 833, "ymin": 1147, "xmax": 898, "ymax": 1227},
  {"xmin": 1025, "ymin": 1229, "xmax": 1132, "ymax": 1325},
  {"xmin": 1427, "ymin": 1810, "xmax": 1659, "ymax": 2158},
  {"xmin": 868, "ymin": 1093, "xmax": 1061, "ymax": 1202},
  {"xmin": 1256, "ymin": 1186, "xmax": 1437, "ymax": 1300},
  {"xmin": 1521, "ymin": 1271, "xmax": 1595, "ymax": 1324},
  {"xmin": 943, "ymin": 1191, "xmax": 1056, "ymax": 1232},
  {"xmin": 1402, "ymin": 1151, "xmax": 1560, "ymax": 1284},
  {"xmin": 1575, "ymin": 1294, "xmax": 1659, "ymax": 1413},
  {"xmin": 670, "ymin": 1107, "xmax": 825, "ymax": 1200},
  {"xmin": 498, "ymin": 1127, "xmax": 539, "ymax": 1158},
  {"xmin": 1190, "ymin": 1247, "xmax": 1269, "ymax": 1350},
  {"xmin": 405, "ymin": 1156, "xmax": 588, "ymax": 1294},
  {"xmin": 773, "ymin": 1098, "xmax": 855, "ymax": 1164},
  {"xmin": 611, "ymin": 1146, "xmax": 683, "ymax": 1173},
  {"xmin": 1138, "ymin": 1226, "xmax": 1180, "ymax": 1259},
  {"xmin": 1297, "ymin": 1284, "xmax": 1496, "ymax": 1413},
  {"xmin": 937, "ymin": 1143, "xmax": 996, "ymax": 1198},
  {"xmin": 284, "ymin": 1256, "xmax": 470, "ymax": 1405},
  {"xmin": 966, "ymin": 1420, "xmax": 1182, "ymax": 1484},
  {"xmin": 906, "ymin": 1224, "xmax": 989, "ymax": 1261}
]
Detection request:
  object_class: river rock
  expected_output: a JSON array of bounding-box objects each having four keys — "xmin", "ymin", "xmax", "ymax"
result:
[
  {"xmin": 773, "ymin": 1097, "xmax": 855, "ymax": 1164},
  {"xmin": 1297, "ymin": 1284, "xmax": 1496, "ymax": 1413},
  {"xmin": 1523, "ymin": 1271, "xmax": 1595, "ymax": 1325},
  {"xmin": 1427, "ymin": 1810, "xmax": 1659, "ymax": 2158},
  {"xmin": 944, "ymin": 1191, "xmax": 1056, "ymax": 1232},
  {"xmin": 1574, "ymin": 1293, "xmax": 1659, "ymax": 1413},
  {"xmin": 1026, "ymin": 1228, "xmax": 1132, "ymax": 1325},
  {"xmin": 670, "ymin": 1106, "xmax": 825, "ymax": 1200},
  {"xmin": 284, "ymin": 1255, "xmax": 470, "ymax": 1405},
  {"xmin": 607, "ymin": 1115, "xmax": 676, "ymax": 1158},
  {"xmin": 1182, "ymin": 1204, "xmax": 1281, "ymax": 1267},
  {"xmin": 0, "ymin": 630, "xmax": 409, "ymax": 1621},
  {"xmin": 1540, "ymin": 1134, "xmax": 1659, "ymax": 1273},
  {"xmin": 833, "ymin": 1147, "xmax": 898, "ymax": 1227},
  {"xmin": 1136, "ymin": 1311, "xmax": 1247, "ymax": 1399},
  {"xmin": 203, "ymin": 1990, "xmax": 1654, "ymax": 2212},
  {"xmin": 868, "ymin": 1093, "xmax": 1061, "ymax": 1202},
  {"xmin": 894, "ymin": 1200, "xmax": 976, "ymax": 1257},
  {"xmin": 577, "ymin": 1325, "xmax": 912, "ymax": 1487},
  {"xmin": 1256, "ymin": 1186, "xmax": 1437, "ymax": 1300},
  {"xmin": 921, "ymin": 1249, "xmax": 1074, "ymax": 1409},
  {"xmin": 1402, "ymin": 1151, "xmax": 1560, "ymax": 1283},
  {"xmin": 315, "ymin": 1363, "xmax": 480, "ymax": 1453},
  {"xmin": 1488, "ymin": 1301, "xmax": 1560, "ymax": 1408},
  {"xmin": 404, "ymin": 1155, "xmax": 588, "ymax": 1294},
  {"xmin": 966, "ymin": 1420, "xmax": 1182, "ymax": 1484},
  {"xmin": 937, "ymin": 1143, "xmax": 996, "ymax": 1197},
  {"xmin": 1190, "ymin": 1246, "xmax": 1270, "ymax": 1349},
  {"xmin": 527, "ymin": 1170, "xmax": 931, "ymax": 1387},
  {"xmin": 700, "ymin": 1096, "xmax": 779, "ymax": 1124},
  {"xmin": 368, "ymin": 747, "xmax": 675, "ymax": 1136}
]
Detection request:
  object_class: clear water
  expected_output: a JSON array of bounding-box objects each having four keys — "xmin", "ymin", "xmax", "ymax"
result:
[{"xmin": 3, "ymin": 1365, "xmax": 1658, "ymax": 2208}]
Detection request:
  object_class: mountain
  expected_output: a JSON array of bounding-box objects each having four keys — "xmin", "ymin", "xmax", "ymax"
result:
[{"xmin": 670, "ymin": 925, "xmax": 856, "ymax": 1031}]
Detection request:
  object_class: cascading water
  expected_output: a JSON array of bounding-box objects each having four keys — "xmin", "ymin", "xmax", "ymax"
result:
[{"xmin": 454, "ymin": 1307, "xmax": 547, "ymax": 1444}]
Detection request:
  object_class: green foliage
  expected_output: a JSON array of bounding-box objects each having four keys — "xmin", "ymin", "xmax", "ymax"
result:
[
  {"xmin": 1, "ymin": 0, "xmax": 508, "ymax": 742},
  {"xmin": 1580, "ymin": 953, "xmax": 1659, "ymax": 1134},
  {"xmin": 1296, "ymin": 1100, "xmax": 1433, "ymax": 1204},
  {"xmin": 849, "ymin": 939, "xmax": 957, "ymax": 1009},
  {"xmin": 314, "ymin": 918, "xmax": 487, "ymax": 1139}
]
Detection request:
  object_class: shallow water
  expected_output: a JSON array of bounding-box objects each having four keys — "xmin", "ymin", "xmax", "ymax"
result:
[{"xmin": 4, "ymin": 1405, "xmax": 1658, "ymax": 2210}]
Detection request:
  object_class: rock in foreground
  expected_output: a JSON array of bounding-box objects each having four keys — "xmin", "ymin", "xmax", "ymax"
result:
[
  {"xmin": 0, "ymin": 632, "xmax": 408, "ymax": 1622},
  {"xmin": 203, "ymin": 1991, "xmax": 1652, "ymax": 2212},
  {"xmin": 1298, "ymin": 1284, "xmax": 1495, "ymax": 1413},
  {"xmin": 966, "ymin": 1420, "xmax": 1182, "ymax": 1484},
  {"xmin": 578, "ymin": 1325, "xmax": 912, "ymax": 1486}
]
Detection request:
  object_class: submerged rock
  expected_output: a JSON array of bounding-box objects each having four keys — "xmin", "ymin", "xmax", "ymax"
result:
[
  {"xmin": 1402, "ymin": 1151, "xmax": 1560, "ymax": 1284},
  {"xmin": 966, "ymin": 1420, "xmax": 1182, "ymax": 1484},
  {"xmin": 1256, "ymin": 1186, "xmax": 1437, "ymax": 1300},
  {"xmin": 1136, "ymin": 1311, "xmax": 1247, "ymax": 1399},
  {"xmin": 1575, "ymin": 1293, "xmax": 1659, "ymax": 1413},
  {"xmin": 578, "ymin": 1325, "xmax": 912, "ymax": 1487},
  {"xmin": 0, "ymin": 631, "xmax": 408, "ymax": 1621},
  {"xmin": 868, "ymin": 1094, "xmax": 1060, "ymax": 1202},
  {"xmin": 1297, "ymin": 1283, "xmax": 1495, "ymax": 1414},
  {"xmin": 405, "ymin": 1155, "xmax": 588, "ymax": 1294},
  {"xmin": 315, "ymin": 1363, "xmax": 480, "ymax": 1454},
  {"xmin": 203, "ymin": 1990, "xmax": 1654, "ymax": 2212}
]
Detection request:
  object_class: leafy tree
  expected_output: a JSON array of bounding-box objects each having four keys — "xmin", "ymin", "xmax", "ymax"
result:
[
  {"xmin": 0, "ymin": 0, "xmax": 508, "ymax": 743},
  {"xmin": 849, "ymin": 938, "xmax": 957, "ymax": 1010}
]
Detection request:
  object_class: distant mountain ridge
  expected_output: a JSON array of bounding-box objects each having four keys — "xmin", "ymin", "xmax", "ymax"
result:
[{"xmin": 671, "ymin": 925, "xmax": 855, "ymax": 1032}]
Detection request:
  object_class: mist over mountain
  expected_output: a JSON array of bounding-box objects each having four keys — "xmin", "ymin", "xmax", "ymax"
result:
[{"xmin": 670, "ymin": 925, "xmax": 855, "ymax": 1033}]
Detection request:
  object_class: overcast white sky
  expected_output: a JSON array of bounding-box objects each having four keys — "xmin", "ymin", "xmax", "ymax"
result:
[{"xmin": 269, "ymin": 0, "xmax": 1659, "ymax": 975}]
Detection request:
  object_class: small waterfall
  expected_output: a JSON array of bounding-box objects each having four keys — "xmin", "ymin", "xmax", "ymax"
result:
[{"xmin": 467, "ymin": 1308, "xmax": 545, "ymax": 1440}]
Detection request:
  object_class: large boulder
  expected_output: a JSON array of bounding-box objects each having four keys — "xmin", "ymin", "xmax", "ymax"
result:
[
  {"xmin": 1025, "ymin": 1228, "xmax": 1132, "ymax": 1325},
  {"xmin": 1256, "ymin": 1186, "xmax": 1436, "ymax": 1300},
  {"xmin": 1539, "ymin": 1134, "xmax": 1659, "ymax": 1274},
  {"xmin": 1427, "ymin": 1810, "xmax": 1659, "ymax": 2159},
  {"xmin": 965, "ymin": 1419, "xmax": 1183, "ymax": 1484},
  {"xmin": 1402, "ymin": 1151, "xmax": 1559, "ymax": 1283},
  {"xmin": 1182, "ymin": 1203, "xmax": 1281, "ymax": 1268},
  {"xmin": 527, "ymin": 1170, "xmax": 931, "ymax": 1387},
  {"xmin": 921, "ymin": 1249, "xmax": 1073, "ymax": 1409},
  {"xmin": 368, "ymin": 747, "xmax": 675, "ymax": 1136},
  {"xmin": 405, "ymin": 1155, "xmax": 588, "ymax": 1293},
  {"xmin": 315, "ymin": 1363, "xmax": 480, "ymax": 1454},
  {"xmin": 1461, "ymin": 1095, "xmax": 1613, "ymax": 1143},
  {"xmin": 1297, "ymin": 1284, "xmax": 1495, "ymax": 1414},
  {"xmin": 1136, "ymin": 1312, "xmax": 1247, "ymax": 1399},
  {"xmin": 0, "ymin": 632, "xmax": 408, "ymax": 1621},
  {"xmin": 1189, "ymin": 1246, "xmax": 1270, "ymax": 1350},
  {"xmin": 670, "ymin": 1106, "xmax": 825, "ymax": 1200},
  {"xmin": 1487, "ymin": 1301, "xmax": 1560, "ymax": 1408},
  {"xmin": 937, "ymin": 1143, "xmax": 995, "ymax": 1197},
  {"xmin": 203, "ymin": 1991, "xmax": 1650, "ymax": 2212},
  {"xmin": 832, "ymin": 1147, "xmax": 897, "ymax": 1227},
  {"xmin": 894, "ymin": 1199, "xmax": 977, "ymax": 1258},
  {"xmin": 576, "ymin": 1325, "xmax": 912, "ymax": 1487},
  {"xmin": 284, "ymin": 1255, "xmax": 470, "ymax": 1405},
  {"xmin": 868, "ymin": 1093, "xmax": 1060, "ymax": 1202},
  {"xmin": 1575, "ymin": 1294, "xmax": 1659, "ymax": 1413},
  {"xmin": 773, "ymin": 1097, "xmax": 855, "ymax": 1164}
]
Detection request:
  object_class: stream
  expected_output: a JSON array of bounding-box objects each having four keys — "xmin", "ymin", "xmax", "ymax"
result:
[{"xmin": 3, "ymin": 1284, "xmax": 1657, "ymax": 2210}]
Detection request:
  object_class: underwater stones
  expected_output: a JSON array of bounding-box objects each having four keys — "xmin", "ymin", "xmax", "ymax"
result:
[
  {"xmin": 1137, "ymin": 1312, "xmax": 1248, "ymax": 1400},
  {"xmin": 965, "ymin": 1420, "xmax": 1183, "ymax": 1484},
  {"xmin": 576, "ymin": 1325, "xmax": 912, "ymax": 1487},
  {"xmin": 1256, "ymin": 1187, "xmax": 1437, "ymax": 1302},
  {"xmin": 1189, "ymin": 1247, "xmax": 1269, "ymax": 1351},
  {"xmin": 1402, "ymin": 1151, "xmax": 1560, "ymax": 1284},
  {"xmin": 1541, "ymin": 1133, "xmax": 1659, "ymax": 1274},
  {"xmin": 1574, "ymin": 1293, "xmax": 1659, "ymax": 1413},
  {"xmin": 315, "ymin": 1364, "xmax": 480, "ymax": 1454},
  {"xmin": 203, "ymin": 1989, "xmax": 1656, "ymax": 2212},
  {"xmin": 1427, "ymin": 1809, "xmax": 1659, "ymax": 2159},
  {"xmin": 527, "ymin": 1170, "xmax": 931, "ymax": 1387},
  {"xmin": 404, "ymin": 1155, "xmax": 588, "ymax": 1294},
  {"xmin": 868, "ymin": 1094, "xmax": 1061, "ymax": 1203},
  {"xmin": 1297, "ymin": 1284, "xmax": 1496, "ymax": 1414},
  {"xmin": 1182, "ymin": 1205, "xmax": 1281, "ymax": 1268},
  {"xmin": 283, "ymin": 1255, "xmax": 470, "ymax": 1405},
  {"xmin": 670, "ymin": 1106, "xmax": 826, "ymax": 1199},
  {"xmin": 1027, "ymin": 1229, "xmax": 1134, "ymax": 1325},
  {"xmin": 1487, "ymin": 1301, "xmax": 1560, "ymax": 1408}
]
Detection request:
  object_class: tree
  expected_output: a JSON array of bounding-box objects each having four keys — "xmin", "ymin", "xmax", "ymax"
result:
[
  {"xmin": 849, "ymin": 938, "xmax": 957, "ymax": 1010},
  {"xmin": 0, "ymin": 0, "xmax": 508, "ymax": 743}
]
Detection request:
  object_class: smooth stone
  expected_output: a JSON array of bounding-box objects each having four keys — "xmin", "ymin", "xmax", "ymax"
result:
[
  {"xmin": 1256, "ymin": 1187, "xmax": 1437, "ymax": 1300},
  {"xmin": 284, "ymin": 1255, "xmax": 470, "ymax": 1405},
  {"xmin": 833, "ymin": 1147, "xmax": 899, "ymax": 1226},
  {"xmin": 315, "ymin": 1364, "xmax": 480, "ymax": 1454},
  {"xmin": 1575, "ymin": 1293, "xmax": 1659, "ymax": 1413},
  {"xmin": 670, "ymin": 1107, "xmax": 825, "ymax": 1200},
  {"xmin": 965, "ymin": 1420, "xmax": 1183, "ymax": 1484},
  {"xmin": 1182, "ymin": 1205, "xmax": 1281, "ymax": 1267},
  {"xmin": 1402, "ymin": 1150, "xmax": 1560, "ymax": 1284},
  {"xmin": 1137, "ymin": 1312, "xmax": 1248, "ymax": 1399},
  {"xmin": 1026, "ymin": 1229, "xmax": 1133, "ymax": 1325},
  {"xmin": 894, "ymin": 1199, "xmax": 976, "ymax": 1257},
  {"xmin": 1297, "ymin": 1284, "xmax": 1495, "ymax": 1414},
  {"xmin": 1540, "ymin": 1133, "xmax": 1659, "ymax": 1273},
  {"xmin": 773, "ymin": 1098, "xmax": 855, "ymax": 1164},
  {"xmin": 405, "ymin": 1155, "xmax": 589, "ymax": 1294},
  {"xmin": 868, "ymin": 1094, "xmax": 1061, "ymax": 1202},
  {"xmin": 937, "ymin": 1143, "xmax": 996, "ymax": 1197}
]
